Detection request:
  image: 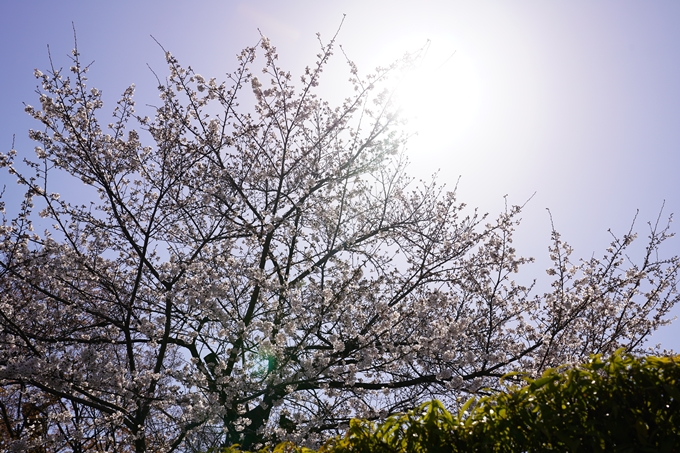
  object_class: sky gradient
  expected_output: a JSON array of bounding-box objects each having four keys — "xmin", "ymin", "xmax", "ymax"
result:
[{"xmin": 2, "ymin": 1, "xmax": 679, "ymax": 349}]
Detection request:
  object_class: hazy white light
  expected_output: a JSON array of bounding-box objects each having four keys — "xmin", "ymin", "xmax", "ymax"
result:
[{"xmin": 393, "ymin": 41, "xmax": 482, "ymax": 152}]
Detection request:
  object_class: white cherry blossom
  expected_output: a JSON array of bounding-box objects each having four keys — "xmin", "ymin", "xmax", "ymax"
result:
[{"xmin": 0, "ymin": 33, "xmax": 678, "ymax": 452}]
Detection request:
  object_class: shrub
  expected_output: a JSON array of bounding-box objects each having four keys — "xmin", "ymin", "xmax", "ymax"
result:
[
  {"xmin": 215, "ymin": 350, "xmax": 680, "ymax": 452},
  {"xmin": 454, "ymin": 350, "xmax": 680, "ymax": 452}
]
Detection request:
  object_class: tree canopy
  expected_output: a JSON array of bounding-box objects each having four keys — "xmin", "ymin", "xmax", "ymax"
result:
[{"xmin": 0, "ymin": 32, "xmax": 678, "ymax": 452}]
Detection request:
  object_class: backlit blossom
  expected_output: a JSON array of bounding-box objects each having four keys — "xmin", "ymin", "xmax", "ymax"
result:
[{"xmin": 0, "ymin": 32, "xmax": 677, "ymax": 453}]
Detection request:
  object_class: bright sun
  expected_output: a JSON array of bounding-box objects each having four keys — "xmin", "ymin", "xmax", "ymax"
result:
[{"xmin": 390, "ymin": 39, "xmax": 482, "ymax": 152}]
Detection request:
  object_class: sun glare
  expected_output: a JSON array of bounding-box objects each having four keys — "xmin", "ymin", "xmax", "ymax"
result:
[{"xmin": 391, "ymin": 40, "xmax": 482, "ymax": 152}]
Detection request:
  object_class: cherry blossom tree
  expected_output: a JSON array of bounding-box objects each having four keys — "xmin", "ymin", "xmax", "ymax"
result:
[{"xmin": 1, "ymin": 31, "xmax": 678, "ymax": 452}]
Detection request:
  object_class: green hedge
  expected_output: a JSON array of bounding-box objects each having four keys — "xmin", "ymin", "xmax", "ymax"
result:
[{"xmin": 217, "ymin": 350, "xmax": 680, "ymax": 453}]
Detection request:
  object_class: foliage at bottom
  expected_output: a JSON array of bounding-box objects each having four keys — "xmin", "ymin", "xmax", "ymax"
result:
[{"xmin": 216, "ymin": 350, "xmax": 680, "ymax": 453}]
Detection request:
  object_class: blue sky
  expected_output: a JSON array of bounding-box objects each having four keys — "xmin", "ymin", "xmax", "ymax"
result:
[{"xmin": 2, "ymin": 1, "xmax": 679, "ymax": 349}]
